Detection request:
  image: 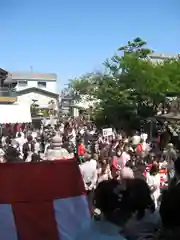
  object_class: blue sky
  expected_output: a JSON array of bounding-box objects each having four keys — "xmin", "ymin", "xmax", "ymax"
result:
[{"xmin": 0, "ymin": 0, "xmax": 179, "ymax": 89}]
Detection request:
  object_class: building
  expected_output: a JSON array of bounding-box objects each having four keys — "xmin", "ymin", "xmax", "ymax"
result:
[
  {"xmin": 0, "ymin": 68, "xmax": 31, "ymax": 124},
  {"xmin": 0, "ymin": 68, "xmax": 17, "ymax": 103},
  {"xmin": 17, "ymin": 87, "xmax": 58, "ymax": 112},
  {"xmin": 12, "ymin": 72, "xmax": 57, "ymax": 93},
  {"xmin": 12, "ymin": 72, "xmax": 59, "ymax": 112},
  {"xmin": 0, "ymin": 69, "xmax": 60, "ymax": 124},
  {"xmin": 148, "ymin": 52, "xmax": 180, "ymax": 63}
]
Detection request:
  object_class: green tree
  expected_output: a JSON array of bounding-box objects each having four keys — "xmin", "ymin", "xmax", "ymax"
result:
[
  {"xmin": 70, "ymin": 37, "xmax": 180, "ymax": 130},
  {"xmin": 93, "ymin": 37, "xmax": 155, "ymax": 128},
  {"xmin": 69, "ymin": 72, "xmax": 103, "ymax": 101},
  {"xmin": 100, "ymin": 37, "xmax": 180, "ymax": 128}
]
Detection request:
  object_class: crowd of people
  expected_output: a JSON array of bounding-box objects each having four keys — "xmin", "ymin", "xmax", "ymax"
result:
[{"xmin": 0, "ymin": 117, "xmax": 180, "ymax": 239}]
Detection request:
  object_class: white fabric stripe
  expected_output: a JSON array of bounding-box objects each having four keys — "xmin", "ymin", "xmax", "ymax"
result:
[
  {"xmin": 53, "ymin": 195, "xmax": 91, "ymax": 240},
  {"xmin": 0, "ymin": 204, "xmax": 18, "ymax": 240}
]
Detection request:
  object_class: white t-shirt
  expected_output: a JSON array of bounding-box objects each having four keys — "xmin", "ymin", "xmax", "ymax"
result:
[
  {"xmin": 15, "ymin": 137, "xmax": 25, "ymax": 153},
  {"xmin": 119, "ymin": 152, "xmax": 131, "ymax": 168},
  {"xmin": 34, "ymin": 142, "xmax": 40, "ymax": 153},
  {"xmin": 79, "ymin": 160, "xmax": 97, "ymax": 189},
  {"xmin": 146, "ymin": 173, "xmax": 161, "ymax": 208},
  {"xmin": 32, "ymin": 131, "xmax": 37, "ymax": 139},
  {"xmin": 131, "ymin": 135, "xmax": 141, "ymax": 145},
  {"xmin": 140, "ymin": 133, "xmax": 148, "ymax": 142},
  {"xmin": 59, "ymin": 124, "xmax": 64, "ymax": 134},
  {"xmin": 69, "ymin": 129, "xmax": 76, "ymax": 144}
]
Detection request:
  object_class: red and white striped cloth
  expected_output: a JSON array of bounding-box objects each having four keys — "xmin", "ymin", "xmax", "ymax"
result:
[{"xmin": 0, "ymin": 160, "xmax": 90, "ymax": 240}]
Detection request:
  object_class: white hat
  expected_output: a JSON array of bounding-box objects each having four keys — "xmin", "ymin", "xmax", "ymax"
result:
[{"xmin": 51, "ymin": 134, "xmax": 62, "ymax": 148}]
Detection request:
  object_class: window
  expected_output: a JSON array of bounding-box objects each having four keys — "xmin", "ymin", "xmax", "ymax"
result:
[
  {"xmin": 62, "ymin": 99, "xmax": 71, "ymax": 107},
  {"xmin": 37, "ymin": 81, "xmax": 46, "ymax": 88},
  {"xmin": 18, "ymin": 80, "xmax": 28, "ymax": 87}
]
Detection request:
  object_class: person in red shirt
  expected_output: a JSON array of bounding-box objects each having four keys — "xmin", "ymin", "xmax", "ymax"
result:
[
  {"xmin": 78, "ymin": 139, "xmax": 86, "ymax": 163},
  {"xmin": 136, "ymin": 141, "xmax": 143, "ymax": 154}
]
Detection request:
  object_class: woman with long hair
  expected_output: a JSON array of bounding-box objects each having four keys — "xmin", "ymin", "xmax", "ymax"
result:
[
  {"xmin": 97, "ymin": 159, "xmax": 112, "ymax": 183},
  {"xmin": 146, "ymin": 161, "xmax": 161, "ymax": 208}
]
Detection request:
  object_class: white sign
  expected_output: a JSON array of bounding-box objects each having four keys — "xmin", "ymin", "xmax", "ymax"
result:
[{"xmin": 103, "ymin": 128, "xmax": 113, "ymax": 137}]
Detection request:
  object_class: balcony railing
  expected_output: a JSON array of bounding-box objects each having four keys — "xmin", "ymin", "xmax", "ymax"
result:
[
  {"xmin": 0, "ymin": 87, "xmax": 17, "ymax": 103},
  {"xmin": 0, "ymin": 87, "xmax": 16, "ymax": 97}
]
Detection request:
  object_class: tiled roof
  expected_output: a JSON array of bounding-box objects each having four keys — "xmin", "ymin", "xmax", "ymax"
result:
[{"xmin": 11, "ymin": 72, "xmax": 57, "ymax": 81}]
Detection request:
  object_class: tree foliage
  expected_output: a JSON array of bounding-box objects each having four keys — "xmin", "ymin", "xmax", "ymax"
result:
[
  {"xmin": 69, "ymin": 37, "xmax": 180, "ymax": 130},
  {"xmin": 69, "ymin": 72, "xmax": 103, "ymax": 100}
]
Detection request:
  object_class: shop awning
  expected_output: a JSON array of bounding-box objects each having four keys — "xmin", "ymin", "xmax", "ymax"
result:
[{"xmin": 0, "ymin": 103, "xmax": 32, "ymax": 124}]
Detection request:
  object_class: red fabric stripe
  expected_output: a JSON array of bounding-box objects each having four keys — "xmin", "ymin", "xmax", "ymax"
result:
[
  {"xmin": 13, "ymin": 201, "xmax": 59, "ymax": 240},
  {"xmin": 0, "ymin": 160, "xmax": 85, "ymax": 202}
]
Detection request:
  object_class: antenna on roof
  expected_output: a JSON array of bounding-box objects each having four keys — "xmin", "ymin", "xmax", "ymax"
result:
[{"xmin": 30, "ymin": 66, "xmax": 33, "ymax": 73}]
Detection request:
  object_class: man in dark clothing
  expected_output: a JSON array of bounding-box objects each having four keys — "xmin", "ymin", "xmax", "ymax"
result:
[
  {"xmin": 22, "ymin": 135, "xmax": 35, "ymax": 161},
  {"xmin": 4, "ymin": 146, "xmax": 23, "ymax": 163},
  {"xmin": 160, "ymin": 157, "xmax": 180, "ymax": 228}
]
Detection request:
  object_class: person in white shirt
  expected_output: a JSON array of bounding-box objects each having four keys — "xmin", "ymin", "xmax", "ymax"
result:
[
  {"xmin": 146, "ymin": 162, "xmax": 161, "ymax": 208},
  {"xmin": 79, "ymin": 154, "xmax": 97, "ymax": 191},
  {"xmin": 59, "ymin": 123, "xmax": 64, "ymax": 134},
  {"xmin": 131, "ymin": 131, "xmax": 141, "ymax": 147},
  {"xmin": 16, "ymin": 129, "xmax": 24, "ymax": 139},
  {"xmin": 1, "ymin": 136, "xmax": 6, "ymax": 148},
  {"xmin": 0, "ymin": 145, "xmax": 4, "ymax": 163},
  {"xmin": 31, "ymin": 131, "xmax": 37, "ymax": 139},
  {"xmin": 79, "ymin": 154, "xmax": 97, "ymax": 208},
  {"xmin": 34, "ymin": 138, "xmax": 41, "ymax": 154},
  {"xmin": 140, "ymin": 132, "xmax": 148, "ymax": 142},
  {"xmin": 15, "ymin": 133, "xmax": 25, "ymax": 154}
]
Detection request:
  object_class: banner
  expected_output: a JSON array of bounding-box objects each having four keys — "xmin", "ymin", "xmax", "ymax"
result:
[
  {"xmin": 0, "ymin": 160, "xmax": 90, "ymax": 240},
  {"xmin": 102, "ymin": 128, "xmax": 113, "ymax": 137}
]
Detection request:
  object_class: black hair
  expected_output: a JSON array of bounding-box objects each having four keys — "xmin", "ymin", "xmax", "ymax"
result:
[
  {"xmin": 94, "ymin": 179, "xmax": 129, "ymax": 215},
  {"xmin": 4, "ymin": 146, "xmax": 20, "ymax": 162},
  {"xmin": 6, "ymin": 137, "xmax": 12, "ymax": 145},
  {"xmin": 150, "ymin": 162, "xmax": 159, "ymax": 176},
  {"xmin": 174, "ymin": 157, "xmax": 180, "ymax": 176},
  {"xmin": 27, "ymin": 135, "xmax": 33, "ymax": 142},
  {"xmin": 17, "ymin": 133, "xmax": 21, "ymax": 138},
  {"xmin": 31, "ymin": 153, "xmax": 41, "ymax": 162},
  {"xmin": 126, "ymin": 178, "xmax": 155, "ymax": 220}
]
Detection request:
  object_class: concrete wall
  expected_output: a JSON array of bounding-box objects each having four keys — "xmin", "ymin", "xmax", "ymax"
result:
[
  {"xmin": 16, "ymin": 80, "xmax": 57, "ymax": 93},
  {"xmin": 17, "ymin": 91, "xmax": 58, "ymax": 110}
]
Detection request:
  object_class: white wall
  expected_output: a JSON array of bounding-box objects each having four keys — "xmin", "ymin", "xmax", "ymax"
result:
[
  {"xmin": 16, "ymin": 80, "xmax": 58, "ymax": 93},
  {"xmin": 17, "ymin": 91, "xmax": 58, "ymax": 110}
]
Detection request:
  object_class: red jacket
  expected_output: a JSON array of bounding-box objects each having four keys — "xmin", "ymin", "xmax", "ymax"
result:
[
  {"xmin": 78, "ymin": 143, "xmax": 86, "ymax": 156},
  {"xmin": 137, "ymin": 143, "xmax": 143, "ymax": 153}
]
